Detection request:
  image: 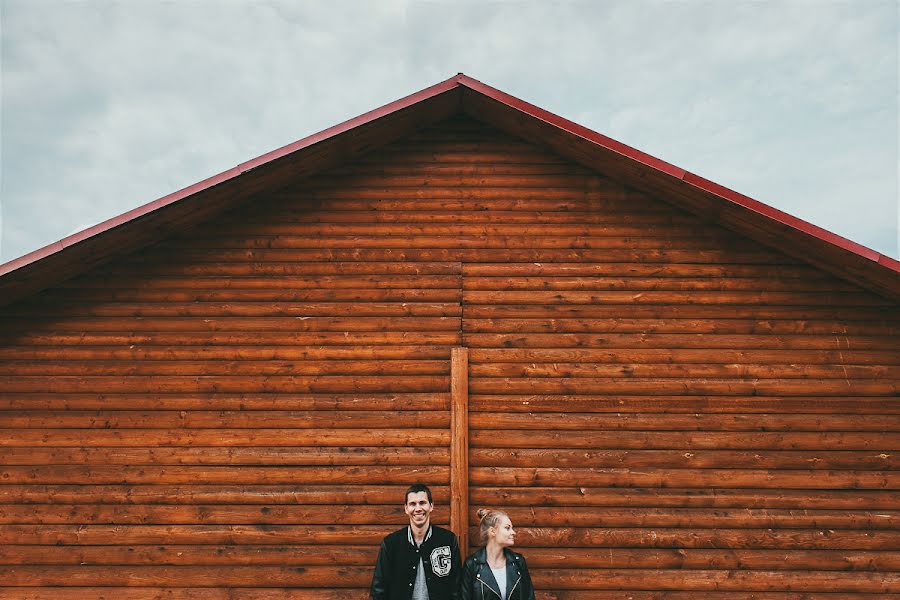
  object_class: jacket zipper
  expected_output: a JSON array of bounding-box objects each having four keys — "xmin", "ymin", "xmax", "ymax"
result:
[
  {"xmin": 479, "ymin": 574, "xmax": 502, "ymax": 599},
  {"xmin": 508, "ymin": 573, "xmax": 521, "ymax": 598}
]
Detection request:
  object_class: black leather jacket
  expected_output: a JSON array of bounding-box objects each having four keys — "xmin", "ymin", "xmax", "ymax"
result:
[
  {"xmin": 370, "ymin": 525, "xmax": 461, "ymax": 600},
  {"xmin": 460, "ymin": 547, "xmax": 535, "ymax": 600}
]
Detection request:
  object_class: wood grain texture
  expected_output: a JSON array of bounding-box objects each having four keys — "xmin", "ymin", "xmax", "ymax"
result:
[
  {"xmin": 1, "ymin": 116, "xmax": 897, "ymax": 596},
  {"xmin": 450, "ymin": 347, "xmax": 469, "ymax": 558}
]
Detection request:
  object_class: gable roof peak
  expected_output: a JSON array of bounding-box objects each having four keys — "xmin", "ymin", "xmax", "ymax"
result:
[{"xmin": 1, "ymin": 74, "xmax": 897, "ymax": 305}]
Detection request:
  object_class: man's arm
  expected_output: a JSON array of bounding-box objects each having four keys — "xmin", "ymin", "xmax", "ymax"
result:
[
  {"xmin": 458, "ymin": 556, "xmax": 473, "ymax": 600},
  {"xmin": 449, "ymin": 534, "xmax": 462, "ymax": 600},
  {"xmin": 370, "ymin": 540, "xmax": 390, "ymax": 600}
]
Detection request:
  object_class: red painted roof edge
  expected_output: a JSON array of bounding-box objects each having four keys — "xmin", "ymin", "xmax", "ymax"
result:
[
  {"xmin": 0, "ymin": 75, "xmax": 463, "ymax": 278},
  {"xmin": 456, "ymin": 74, "xmax": 687, "ymax": 179},
  {"xmin": 3, "ymin": 73, "xmax": 897, "ymax": 282},
  {"xmin": 455, "ymin": 74, "xmax": 900, "ymax": 276}
]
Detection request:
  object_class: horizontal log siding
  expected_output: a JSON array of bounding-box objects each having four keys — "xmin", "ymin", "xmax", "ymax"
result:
[
  {"xmin": 441, "ymin": 122, "xmax": 897, "ymax": 597},
  {"xmin": 1, "ymin": 116, "xmax": 898, "ymax": 598}
]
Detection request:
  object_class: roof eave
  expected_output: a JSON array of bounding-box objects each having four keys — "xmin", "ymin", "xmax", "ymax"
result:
[
  {"xmin": 456, "ymin": 76, "xmax": 900, "ymax": 301},
  {"xmin": 0, "ymin": 77, "xmax": 464, "ymax": 307},
  {"xmin": 1, "ymin": 73, "xmax": 897, "ymax": 306}
]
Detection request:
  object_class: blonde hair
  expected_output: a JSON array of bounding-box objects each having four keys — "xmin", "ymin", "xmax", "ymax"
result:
[{"xmin": 476, "ymin": 508, "xmax": 508, "ymax": 545}]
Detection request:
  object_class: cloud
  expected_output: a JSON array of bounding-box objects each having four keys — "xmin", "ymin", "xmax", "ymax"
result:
[{"xmin": 1, "ymin": 0, "xmax": 897, "ymax": 262}]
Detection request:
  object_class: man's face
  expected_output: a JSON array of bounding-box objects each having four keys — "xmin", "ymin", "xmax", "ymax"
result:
[{"xmin": 404, "ymin": 491, "xmax": 433, "ymax": 528}]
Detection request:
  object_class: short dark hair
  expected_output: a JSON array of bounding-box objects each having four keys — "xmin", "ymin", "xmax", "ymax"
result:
[{"xmin": 404, "ymin": 484, "xmax": 433, "ymax": 505}]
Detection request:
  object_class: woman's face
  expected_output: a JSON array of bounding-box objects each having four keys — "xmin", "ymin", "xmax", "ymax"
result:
[{"xmin": 491, "ymin": 515, "xmax": 516, "ymax": 548}]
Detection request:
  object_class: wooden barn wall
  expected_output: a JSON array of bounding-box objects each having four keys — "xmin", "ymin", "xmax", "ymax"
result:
[{"xmin": 0, "ymin": 115, "xmax": 898, "ymax": 598}]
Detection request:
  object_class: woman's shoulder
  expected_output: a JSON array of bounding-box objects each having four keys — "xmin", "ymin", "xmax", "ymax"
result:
[
  {"xmin": 504, "ymin": 548, "xmax": 527, "ymax": 564},
  {"xmin": 463, "ymin": 547, "xmax": 486, "ymax": 568}
]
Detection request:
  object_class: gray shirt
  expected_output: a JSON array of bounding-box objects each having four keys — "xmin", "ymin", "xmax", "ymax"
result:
[
  {"xmin": 412, "ymin": 556, "xmax": 429, "ymax": 600},
  {"xmin": 409, "ymin": 525, "xmax": 432, "ymax": 600}
]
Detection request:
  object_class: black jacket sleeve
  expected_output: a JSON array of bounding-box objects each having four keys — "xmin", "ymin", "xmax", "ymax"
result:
[
  {"xmin": 449, "ymin": 534, "xmax": 462, "ymax": 600},
  {"xmin": 370, "ymin": 540, "xmax": 390, "ymax": 600},
  {"xmin": 519, "ymin": 554, "xmax": 535, "ymax": 600},
  {"xmin": 459, "ymin": 555, "xmax": 474, "ymax": 600}
]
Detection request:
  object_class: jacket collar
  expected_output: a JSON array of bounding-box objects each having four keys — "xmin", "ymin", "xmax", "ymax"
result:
[
  {"xmin": 407, "ymin": 524, "xmax": 432, "ymax": 547},
  {"xmin": 472, "ymin": 547, "xmax": 522, "ymax": 598}
]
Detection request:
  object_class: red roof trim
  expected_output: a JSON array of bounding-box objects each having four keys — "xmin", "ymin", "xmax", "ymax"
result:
[
  {"xmin": 681, "ymin": 171, "xmax": 883, "ymax": 262},
  {"xmin": 2, "ymin": 72, "xmax": 897, "ymax": 283},
  {"xmin": 0, "ymin": 75, "xmax": 462, "ymax": 277},
  {"xmin": 457, "ymin": 74, "xmax": 899, "ymax": 276},
  {"xmin": 456, "ymin": 74, "xmax": 687, "ymax": 179}
]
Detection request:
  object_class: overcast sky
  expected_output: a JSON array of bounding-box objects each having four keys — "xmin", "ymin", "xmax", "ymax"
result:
[{"xmin": 2, "ymin": 0, "xmax": 898, "ymax": 265}]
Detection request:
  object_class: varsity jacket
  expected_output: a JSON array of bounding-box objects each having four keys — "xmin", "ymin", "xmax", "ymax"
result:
[
  {"xmin": 460, "ymin": 547, "xmax": 535, "ymax": 600},
  {"xmin": 370, "ymin": 524, "xmax": 461, "ymax": 600}
]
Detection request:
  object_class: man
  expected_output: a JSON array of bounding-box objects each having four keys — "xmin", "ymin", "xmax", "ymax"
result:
[{"xmin": 371, "ymin": 484, "xmax": 461, "ymax": 600}]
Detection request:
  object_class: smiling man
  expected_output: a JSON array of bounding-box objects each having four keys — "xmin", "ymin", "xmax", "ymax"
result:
[{"xmin": 370, "ymin": 484, "xmax": 461, "ymax": 600}]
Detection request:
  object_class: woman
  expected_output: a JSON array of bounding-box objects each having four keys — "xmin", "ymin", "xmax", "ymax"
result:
[{"xmin": 460, "ymin": 509, "xmax": 535, "ymax": 600}]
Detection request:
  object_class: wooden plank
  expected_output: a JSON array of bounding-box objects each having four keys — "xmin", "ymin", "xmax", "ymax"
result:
[
  {"xmin": 1, "ymin": 332, "xmax": 462, "ymax": 347},
  {"xmin": 0, "ymin": 360, "xmax": 451, "ymax": 376},
  {"xmin": 523, "ymin": 548, "xmax": 900, "ymax": 571},
  {"xmin": 463, "ymin": 276, "xmax": 858, "ymax": 293},
  {"xmin": 471, "ymin": 526, "xmax": 900, "ymax": 550},
  {"xmin": 0, "ymin": 505, "xmax": 414, "ymax": 525},
  {"xmin": 234, "ymin": 210, "xmax": 696, "ymax": 225},
  {"xmin": 95, "ymin": 260, "xmax": 463, "ymax": 276},
  {"xmin": 464, "ymin": 290, "xmax": 890, "ymax": 306},
  {"xmin": 6, "ymin": 302, "xmax": 461, "ymax": 318},
  {"xmin": 469, "ymin": 449, "xmax": 898, "ymax": 470},
  {"xmin": 0, "ymin": 360, "xmax": 450, "ymax": 377},
  {"xmin": 468, "ymin": 348, "xmax": 900, "ymax": 365},
  {"xmin": 193, "ymin": 223, "xmax": 732, "ymax": 238},
  {"xmin": 469, "ymin": 395, "xmax": 900, "ymax": 414},
  {"xmin": 469, "ymin": 377, "xmax": 899, "ymax": 396},
  {"xmin": 0, "ymin": 393, "xmax": 452, "ymax": 412},
  {"xmin": 527, "ymin": 569, "xmax": 900, "ymax": 592},
  {"xmin": 0, "ymin": 447, "xmax": 451, "ymax": 466},
  {"xmin": 0, "ymin": 345, "xmax": 455, "ymax": 360},
  {"xmin": 0, "ymin": 544, "xmax": 377, "ymax": 565},
  {"xmin": 463, "ymin": 333, "xmax": 899, "ymax": 350},
  {"xmin": 60, "ymin": 275, "xmax": 462, "ymax": 290},
  {"xmin": 304, "ymin": 173, "xmax": 616, "ymax": 189},
  {"xmin": 468, "ymin": 412, "xmax": 900, "ymax": 432},
  {"xmin": 18, "ymin": 289, "xmax": 462, "ymax": 303},
  {"xmin": 118, "ymin": 246, "xmax": 800, "ymax": 264},
  {"xmin": 471, "ymin": 487, "xmax": 900, "ymax": 510},
  {"xmin": 467, "ymin": 430, "xmax": 900, "ymax": 450},
  {"xmin": 0, "ymin": 566, "xmax": 373, "ymax": 587},
  {"xmin": 0, "ymin": 375, "xmax": 451, "ymax": 394},
  {"xmin": 463, "ymin": 303, "xmax": 900, "ymax": 320},
  {"xmin": 0, "ymin": 429, "xmax": 450, "ymax": 447},
  {"xmin": 450, "ymin": 347, "xmax": 469, "ymax": 558},
  {"xmin": 468, "ymin": 467, "xmax": 898, "ymax": 489},
  {"xmin": 463, "ymin": 318, "xmax": 897, "ymax": 336},
  {"xmin": 161, "ymin": 235, "xmax": 757, "ymax": 251},
  {"xmin": 0, "ymin": 590, "xmax": 369, "ymax": 600},
  {"xmin": 1, "ymin": 316, "xmax": 461, "ymax": 332},
  {"xmin": 470, "ymin": 362, "xmax": 899, "ymax": 379},
  {"xmin": 481, "ymin": 507, "xmax": 900, "ymax": 529},
  {"xmin": 0, "ymin": 524, "xmax": 400, "ymax": 545},
  {"xmin": 0, "ymin": 465, "xmax": 450, "ymax": 485},
  {"xmin": 0, "ymin": 485, "xmax": 451, "ymax": 505},
  {"xmin": 462, "ymin": 262, "xmax": 832, "ymax": 278},
  {"xmin": 297, "ymin": 187, "xmax": 644, "ymax": 201}
]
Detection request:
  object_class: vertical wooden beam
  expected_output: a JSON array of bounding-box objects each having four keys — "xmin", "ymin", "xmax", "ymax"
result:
[{"xmin": 450, "ymin": 346, "xmax": 469, "ymax": 559}]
